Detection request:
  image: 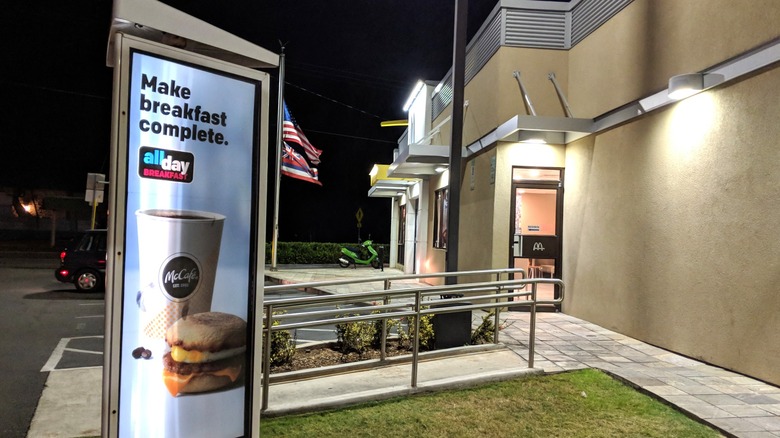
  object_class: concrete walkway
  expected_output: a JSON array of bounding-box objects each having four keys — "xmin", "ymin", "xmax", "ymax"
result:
[
  {"xmin": 27, "ymin": 266, "xmax": 780, "ymax": 437},
  {"xmin": 264, "ymin": 346, "xmax": 541, "ymax": 418}
]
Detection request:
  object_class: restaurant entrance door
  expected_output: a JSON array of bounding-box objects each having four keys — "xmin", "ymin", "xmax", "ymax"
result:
[{"xmin": 509, "ymin": 167, "xmax": 563, "ymax": 309}]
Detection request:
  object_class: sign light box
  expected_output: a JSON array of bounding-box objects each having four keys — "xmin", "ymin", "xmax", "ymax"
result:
[{"xmin": 104, "ymin": 34, "xmax": 269, "ymax": 438}]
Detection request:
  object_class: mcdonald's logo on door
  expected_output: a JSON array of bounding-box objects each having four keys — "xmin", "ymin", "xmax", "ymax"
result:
[{"xmin": 520, "ymin": 236, "xmax": 558, "ymax": 258}]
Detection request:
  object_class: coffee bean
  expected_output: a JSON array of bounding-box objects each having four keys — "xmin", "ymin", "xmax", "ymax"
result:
[
  {"xmin": 132, "ymin": 347, "xmax": 145, "ymax": 359},
  {"xmin": 141, "ymin": 349, "xmax": 152, "ymax": 359}
]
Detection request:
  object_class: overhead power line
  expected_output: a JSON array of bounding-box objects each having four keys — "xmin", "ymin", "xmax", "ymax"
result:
[
  {"xmin": 286, "ymin": 60, "xmax": 408, "ymax": 92},
  {"xmin": 304, "ymin": 128, "xmax": 397, "ymax": 145},
  {"xmin": 1, "ymin": 79, "xmax": 108, "ymax": 100},
  {"xmin": 283, "ymin": 80, "xmax": 389, "ymax": 121}
]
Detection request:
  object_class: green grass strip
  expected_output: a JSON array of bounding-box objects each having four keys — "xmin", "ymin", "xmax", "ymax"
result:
[{"xmin": 261, "ymin": 369, "xmax": 721, "ymax": 437}]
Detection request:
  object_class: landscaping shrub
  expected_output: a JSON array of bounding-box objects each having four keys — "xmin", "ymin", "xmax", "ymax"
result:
[
  {"xmin": 471, "ymin": 310, "xmax": 514, "ymax": 345},
  {"xmin": 263, "ymin": 311, "xmax": 296, "ymax": 366},
  {"xmin": 265, "ymin": 241, "xmax": 388, "ymax": 265},
  {"xmin": 335, "ymin": 315, "xmax": 375, "ymax": 355},
  {"xmin": 336, "ymin": 309, "xmax": 403, "ymax": 355},
  {"xmin": 471, "ymin": 311, "xmax": 497, "ymax": 344},
  {"xmin": 371, "ymin": 311, "xmax": 399, "ymax": 349},
  {"xmin": 399, "ymin": 310, "xmax": 435, "ymax": 351}
]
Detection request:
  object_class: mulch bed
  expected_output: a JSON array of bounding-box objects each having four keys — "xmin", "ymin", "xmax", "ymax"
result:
[{"xmin": 270, "ymin": 339, "xmax": 416, "ymax": 373}]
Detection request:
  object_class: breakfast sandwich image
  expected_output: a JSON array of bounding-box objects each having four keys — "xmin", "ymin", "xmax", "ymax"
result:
[{"xmin": 162, "ymin": 312, "xmax": 247, "ymax": 396}]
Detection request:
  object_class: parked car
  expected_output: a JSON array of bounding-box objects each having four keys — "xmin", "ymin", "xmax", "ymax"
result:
[{"xmin": 55, "ymin": 229, "xmax": 107, "ymax": 291}]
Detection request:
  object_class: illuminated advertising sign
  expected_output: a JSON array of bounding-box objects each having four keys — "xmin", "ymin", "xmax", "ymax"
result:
[{"xmin": 106, "ymin": 37, "xmax": 267, "ymax": 438}]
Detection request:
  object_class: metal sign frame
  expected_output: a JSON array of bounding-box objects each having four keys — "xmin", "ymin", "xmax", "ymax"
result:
[{"xmin": 104, "ymin": 33, "xmax": 269, "ymax": 438}]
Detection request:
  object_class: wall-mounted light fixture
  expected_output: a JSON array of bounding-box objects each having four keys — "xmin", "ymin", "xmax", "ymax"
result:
[
  {"xmin": 403, "ymin": 80, "xmax": 425, "ymax": 112},
  {"xmin": 668, "ymin": 73, "xmax": 725, "ymax": 100},
  {"xmin": 668, "ymin": 73, "xmax": 704, "ymax": 100},
  {"xmin": 517, "ymin": 133, "xmax": 549, "ymax": 144}
]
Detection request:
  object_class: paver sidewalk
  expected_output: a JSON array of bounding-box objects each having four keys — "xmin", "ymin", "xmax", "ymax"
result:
[{"xmin": 499, "ymin": 312, "xmax": 780, "ymax": 437}]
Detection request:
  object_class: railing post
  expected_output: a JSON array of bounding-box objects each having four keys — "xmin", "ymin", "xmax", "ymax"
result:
[
  {"xmin": 381, "ymin": 295, "xmax": 388, "ymax": 361},
  {"xmin": 262, "ymin": 304, "xmax": 273, "ymax": 411},
  {"xmin": 494, "ymin": 285, "xmax": 501, "ymax": 344},
  {"xmin": 382, "ymin": 279, "xmax": 391, "ymax": 362},
  {"xmin": 493, "ymin": 272, "xmax": 505, "ymax": 344},
  {"xmin": 528, "ymin": 282, "xmax": 537, "ymax": 369},
  {"xmin": 411, "ymin": 290, "xmax": 421, "ymax": 388}
]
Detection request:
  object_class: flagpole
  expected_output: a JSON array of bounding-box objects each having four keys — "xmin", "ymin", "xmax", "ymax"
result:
[{"xmin": 271, "ymin": 49, "xmax": 285, "ymax": 271}]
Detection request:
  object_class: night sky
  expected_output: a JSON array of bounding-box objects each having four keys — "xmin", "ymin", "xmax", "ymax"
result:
[{"xmin": 0, "ymin": 1, "xmax": 515, "ymax": 243}]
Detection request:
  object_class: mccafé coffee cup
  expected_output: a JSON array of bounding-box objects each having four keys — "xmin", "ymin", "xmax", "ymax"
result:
[{"xmin": 136, "ymin": 209, "xmax": 225, "ymax": 338}]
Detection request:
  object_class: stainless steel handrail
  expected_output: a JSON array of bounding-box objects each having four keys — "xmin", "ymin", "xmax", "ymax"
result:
[
  {"xmin": 260, "ymin": 268, "xmax": 564, "ymax": 411},
  {"xmin": 264, "ymin": 267, "xmax": 528, "ymax": 294}
]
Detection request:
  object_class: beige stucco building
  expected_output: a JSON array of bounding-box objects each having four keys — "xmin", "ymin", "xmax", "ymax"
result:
[{"xmin": 370, "ymin": 0, "xmax": 780, "ymax": 386}]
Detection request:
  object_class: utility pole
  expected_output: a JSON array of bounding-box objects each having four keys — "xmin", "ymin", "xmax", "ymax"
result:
[{"xmin": 445, "ymin": 0, "xmax": 467, "ymax": 284}]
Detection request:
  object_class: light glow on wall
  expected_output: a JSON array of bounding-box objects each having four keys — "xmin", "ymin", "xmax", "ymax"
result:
[
  {"xmin": 411, "ymin": 182, "xmax": 421, "ymax": 199},
  {"xmin": 438, "ymin": 169, "xmax": 450, "ymax": 189},
  {"xmin": 667, "ymin": 93, "xmax": 717, "ymax": 160},
  {"xmin": 507, "ymin": 143, "xmax": 559, "ymax": 167}
]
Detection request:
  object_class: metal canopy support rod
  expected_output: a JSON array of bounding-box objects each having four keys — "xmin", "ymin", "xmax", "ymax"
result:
[
  {"xmin": 512, "ymin": 71, "xmax": 536, "ymax": 116},
  {"xmin": 548, "ymin": 72, "xmax": 574, "ymax": 118}
]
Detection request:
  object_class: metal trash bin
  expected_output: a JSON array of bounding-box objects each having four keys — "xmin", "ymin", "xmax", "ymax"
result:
[{"xmin": 432, "ymin": 298, "xmax": 472, "ymax": 349}]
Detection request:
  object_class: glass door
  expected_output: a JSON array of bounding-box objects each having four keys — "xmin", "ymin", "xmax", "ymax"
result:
[{"xmin": 510, "ymin": 167, "xmax": 563, "ymax": 308}]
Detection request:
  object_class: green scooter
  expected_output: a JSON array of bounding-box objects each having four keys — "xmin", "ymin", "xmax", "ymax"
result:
[{"xmin": 338, "ymin": 240, "xmax": 382, "ymax": 269}]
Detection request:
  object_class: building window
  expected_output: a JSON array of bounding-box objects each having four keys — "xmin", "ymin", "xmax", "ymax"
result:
[
  {"xmin": 433, "ymin": 188, "xmax": 448, "ymax": 249},
  {"xmin": 398, "ymin": 204, "xmax": 406, "ymax": 244}
]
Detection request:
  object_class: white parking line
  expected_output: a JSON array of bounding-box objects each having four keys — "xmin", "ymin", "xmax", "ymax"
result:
[
  {"xmin": 65, "ymin": 348, "xmax": 103, "ymax": 355},
  {"xmin": 41, "ymin": 335, "xmax": 104, "ymax": 372},
  {"xmin": 46, "ymin": 365, "xmax": 103, "ymax": 372}
]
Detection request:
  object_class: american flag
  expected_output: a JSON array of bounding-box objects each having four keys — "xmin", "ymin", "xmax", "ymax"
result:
[
  {"xmin": 283, "ymin": 102, "xmax": 322, "ymax": 165},
  {"xmin": 281, "ymin": 143, "xmax": 322, "ymax": 186}
]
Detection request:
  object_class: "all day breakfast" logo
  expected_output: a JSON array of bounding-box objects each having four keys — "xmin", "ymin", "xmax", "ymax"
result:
[{"xmin": 139, "ymin": 146, "xmax": 194, "ymax": 183}]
